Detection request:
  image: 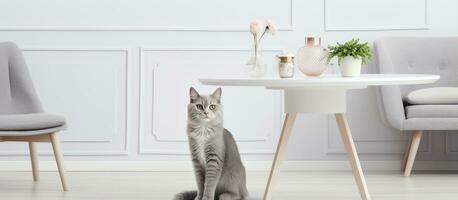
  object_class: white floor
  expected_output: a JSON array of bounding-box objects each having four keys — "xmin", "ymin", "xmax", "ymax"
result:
[{"xmin": 1, "ymin": 171, "xmax": 458, "ymax": 200}]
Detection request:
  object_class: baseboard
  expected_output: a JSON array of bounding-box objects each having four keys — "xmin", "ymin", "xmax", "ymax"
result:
[{"xmin": 1, "ymin": 160, "xmax": 458, "ymax": 172}]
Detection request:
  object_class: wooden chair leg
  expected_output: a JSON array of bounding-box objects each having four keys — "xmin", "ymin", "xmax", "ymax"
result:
[
  {"xmin": 263, "ymin": 113, "xmax": 296, "ymax": 200},
  {"xmin": 49, "ymin": 133, "xmax": 68, "ymax": 191},
  {"xmin": 28, "ymin": 142, "xmax": 39, "ymax": 181},
  {"xmin": 404, "ymin": 131, "xmax": 422, "ymax": 177}
]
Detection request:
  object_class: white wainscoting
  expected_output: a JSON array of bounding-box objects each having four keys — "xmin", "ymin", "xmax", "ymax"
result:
[
  {"xmin": 0, "ymin": 47, "xmax": 131, "ymax": 156},
  {"xmin": 0, "ymin": 0, "xmax": 295, "ymax": 31},
  {"xmin": 0, "ymin": 0, "xmax": 457, "ymax": 165},
  {"xmin": 445, "ymin": 132, "xmax": 458, "ymax": 156},
  {"xmin": 324, "ymin": 0, "xmax": 429, "ymax": 31},
  {"xmin": 138, "ymin": 47, "xmax": 283, "ymax": 155}
]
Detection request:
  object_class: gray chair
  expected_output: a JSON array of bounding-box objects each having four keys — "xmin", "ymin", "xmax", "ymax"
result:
[
  {"xmin": 0, "ymin": 42, "xmax": 68, "ymax": 190},
  {"xmin": 374, "ymin": 37, "xmax": 458, "ymax": 176}
]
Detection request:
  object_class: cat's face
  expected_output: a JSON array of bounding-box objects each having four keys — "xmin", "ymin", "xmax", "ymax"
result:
[{"xmin": 188, "ymin": 87, "xmax": 223, "ymax": 123}]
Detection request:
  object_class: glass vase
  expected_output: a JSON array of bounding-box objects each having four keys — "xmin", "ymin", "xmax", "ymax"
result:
[
  {"xmin": 296, "ymin": 37, "xmax": 330, "ymax": 77},
  {"xmin": 246, "ymin": 43, "xmax": 267, "ymax": 77}
]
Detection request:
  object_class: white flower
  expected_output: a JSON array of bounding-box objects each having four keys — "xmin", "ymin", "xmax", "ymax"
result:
[
  {"xmin": 249, "ymin": 20, "xmax": 262, "ymax": 35},
  {"xmin": 265, "ymin": 20, "xmax": 278, "ymax": 35}
]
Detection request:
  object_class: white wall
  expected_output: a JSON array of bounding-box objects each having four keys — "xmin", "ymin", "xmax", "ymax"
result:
[{"xmin": 0, "ymin": 0, "xmax": 457, "ymax": 163}]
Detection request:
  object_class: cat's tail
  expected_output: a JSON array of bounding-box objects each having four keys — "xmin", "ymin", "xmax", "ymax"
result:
[{"xmin": 173, "ymin": 190, "xmax": 198, "ymax": 200}]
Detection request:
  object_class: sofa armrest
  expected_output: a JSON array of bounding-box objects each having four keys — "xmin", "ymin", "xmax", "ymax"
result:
[{"xmin": 376, "ymin": 85, "xmax": 406, "ymax": 130}]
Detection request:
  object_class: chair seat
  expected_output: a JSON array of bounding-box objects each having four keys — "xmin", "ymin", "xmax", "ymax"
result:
[
  {"xmin": 406, "ymin": 105, "xmax": 458, "ymax": 118},
  {"xmin": 0, "ymin": 113, "xmax": 66, "ymax": 131}
]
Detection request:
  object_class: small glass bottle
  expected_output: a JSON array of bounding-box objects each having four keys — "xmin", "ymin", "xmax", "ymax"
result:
[{"xmin": 276, "ymin": 53, "xmax": 295, "ymax": 78}]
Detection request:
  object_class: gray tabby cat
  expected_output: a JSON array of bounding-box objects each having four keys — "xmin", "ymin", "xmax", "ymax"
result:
[{"xmin": 174, "ymin": 87, "xmax": 248, "ymax": 200}]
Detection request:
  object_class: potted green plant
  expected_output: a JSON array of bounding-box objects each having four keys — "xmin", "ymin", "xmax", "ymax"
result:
[{"xmin": 327, "ymin": 38, "xmax": 373, "ymax": 77}]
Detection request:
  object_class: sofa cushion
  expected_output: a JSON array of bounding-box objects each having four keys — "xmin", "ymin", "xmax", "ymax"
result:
[
  {"xmin": 406, "ymin": 105, "xmax": 458, "ymax": 118},
  {"xmin": 0, "ymin": 113, "xmax": 66, "ymax": 131},
  {"xmin": 406, "ymin": 87, "xmax": 458, "ymax": 105}
]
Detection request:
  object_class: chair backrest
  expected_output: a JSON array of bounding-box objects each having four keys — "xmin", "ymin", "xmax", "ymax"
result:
[
  {"xmin": 373, "ymin": 37, "xmax": 458, "ymax": 130},
  {"xmin": 374, "ymin": 37, "xmax": 458, "ymax": 97},
  {"xmin": 0, "ymin": 42, "xmax": 43, "ymax": 114}
]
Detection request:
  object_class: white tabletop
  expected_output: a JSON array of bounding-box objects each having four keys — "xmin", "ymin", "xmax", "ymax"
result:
[{"xmin": 199, "ymin": 74, "xmax": 439, "ymax": 88}]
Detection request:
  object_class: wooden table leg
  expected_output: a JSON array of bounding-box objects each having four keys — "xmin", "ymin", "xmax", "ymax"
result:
[
  {"xmin": 335, "ymin": 113, "xmax": 371, "ymax": 200},
  {"xmin": 263, "ymin": 113, "xmax": 296, "ymax": 200}
]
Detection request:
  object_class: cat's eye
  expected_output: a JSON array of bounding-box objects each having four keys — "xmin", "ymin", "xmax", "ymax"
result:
[
  {"xmin": 209, "ymin": 105, "xmax": 216, "ymax": 110},
  {"xmin": 196, "ymin": 104, "xmax": 204, "ymax": 110}
]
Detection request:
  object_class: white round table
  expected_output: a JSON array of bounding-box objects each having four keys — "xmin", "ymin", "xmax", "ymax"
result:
[{"xmin": 199, "ymin": 74, "xmax": 439, "ymax": 200}]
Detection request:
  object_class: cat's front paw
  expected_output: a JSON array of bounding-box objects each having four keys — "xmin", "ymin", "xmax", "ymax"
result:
[
  {"xmin": 201, "ymin": 196, "xmax": 214, "ymax": 200},
  {"xmin": 194, "ymin": 196, "xmax": 202, "ymax": 200}
]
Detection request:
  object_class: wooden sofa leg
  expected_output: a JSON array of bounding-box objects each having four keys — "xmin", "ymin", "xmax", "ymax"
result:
[
  {"xmin": 401, "ymin": 146, "xmax": 409, "ymax": 171},
  {"xmin": 404, "ymin": 131, "xmax": 422, "ymax": 176},
  {"xmin": 49, "ymin": 133, "xmax": 68, "ymax": 191},
  {"xmin": 401, "ymin": 133, "xmax": 413, "ymax": 171},
  {"xmin": 28, "ymin": 142, "xmax": 39, "ymax": 181}
]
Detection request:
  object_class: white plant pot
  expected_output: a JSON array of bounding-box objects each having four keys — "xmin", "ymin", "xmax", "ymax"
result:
[{"xmin": 340, "ymin": 56, "xmax": 362, "ymax": 77}]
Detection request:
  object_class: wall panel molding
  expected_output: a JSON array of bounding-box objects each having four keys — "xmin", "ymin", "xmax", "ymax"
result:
[
  {"xmin": 324, "ymin": 0, "xmax": 429, "ymax": 31},
  {"xmin": 0, "ymin": 0, "xmax": 295, "ymax": 32},
  {"xmin": 0, "ymin": 47, "xmax": 132, "ymax": 156},
  {"xmin": 445, "ymin": 132, "xmax": 458, "ymax": 155},
  {"xmin": 138, "ymin": 47, "xmax": 284, "ymax": 155},
  {"xmin": 142, "ymin": 47, "xmax": 282, "ymax": 144},
  {"xmin": 1, "ymin": 0, "xmax": 456, "ymax": 161}
]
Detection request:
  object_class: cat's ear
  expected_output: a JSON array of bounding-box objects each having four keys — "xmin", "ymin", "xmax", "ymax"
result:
[
  {"xmin": 190, "ymin": 87, "xmax": 200, "ymax": 102},
  {"xmin": 212, "ymin": 87, "xmax": 222, "ymax": 102}
]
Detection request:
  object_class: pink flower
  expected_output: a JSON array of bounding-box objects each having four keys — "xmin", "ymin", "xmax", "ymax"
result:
[
  {"xmin": 249, "ymin": 20, "xmax": 262, "ymax": 35},
  {"xmin": 265, "ymin": 20, "xmax": 277, "ymax": 35}
]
